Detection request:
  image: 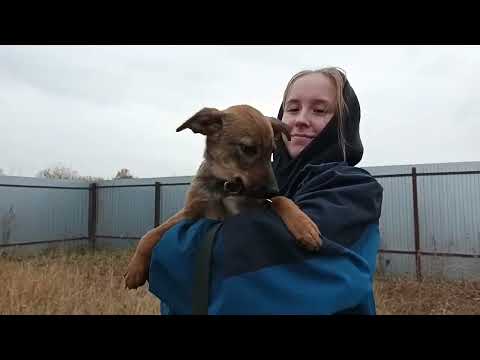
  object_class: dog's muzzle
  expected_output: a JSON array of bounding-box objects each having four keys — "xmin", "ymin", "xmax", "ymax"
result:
[
  {"xmin": 223, "ymin": 179, "xmax": 279, "ymax": 199},
  {"xmin": 223, "ymin": 179, "xmax": 244, "ymax": 195}
]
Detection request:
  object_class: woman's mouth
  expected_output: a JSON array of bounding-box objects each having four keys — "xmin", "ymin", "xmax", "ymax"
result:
[{"xmin": 291, "ymin": 134, "xmax": 315, "ymax": 139}]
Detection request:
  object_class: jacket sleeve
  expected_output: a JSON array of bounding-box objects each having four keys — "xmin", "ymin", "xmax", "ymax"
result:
[{"xmin": 149, "ymin": 164, "xmax": 383, "ymax": 315}]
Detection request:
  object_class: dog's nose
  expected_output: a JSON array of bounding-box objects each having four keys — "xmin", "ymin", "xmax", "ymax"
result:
[{"xmin": 224, "ymin": 177, "xmax": 244, "ymax": 194}]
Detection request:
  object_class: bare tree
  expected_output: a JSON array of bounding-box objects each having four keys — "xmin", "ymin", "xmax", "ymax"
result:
[
  {"xmin": 114, "ymin": 168, "xmax": 135, "ymax": 179},
  {"xmin": 36, "ymin": 165, "xmax": 80, "ymax": 180},
  {"xmin": 36, "ymin": 165, "xmax": 104, "ymax": 182}
]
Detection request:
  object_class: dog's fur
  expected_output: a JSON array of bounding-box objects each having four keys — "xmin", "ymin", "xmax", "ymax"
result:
[{"xmin": 124, "ymin": 105, "xmax": 321, "ymax": 290}]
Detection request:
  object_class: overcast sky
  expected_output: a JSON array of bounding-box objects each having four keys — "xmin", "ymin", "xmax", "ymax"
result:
[{"xmin": 1, "ymin": 45, "xmax": 479, "ymax": 179}]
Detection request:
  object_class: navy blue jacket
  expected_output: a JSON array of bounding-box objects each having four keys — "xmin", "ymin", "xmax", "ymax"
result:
[{"xmin": 149, "ymin": 162, "xmax": 383, "ymax": 315}]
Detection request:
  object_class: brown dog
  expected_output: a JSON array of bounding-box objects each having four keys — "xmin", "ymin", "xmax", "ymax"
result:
[{"xmin": 124, "ymin": 105, "xmax": 322, "ymax": 290}]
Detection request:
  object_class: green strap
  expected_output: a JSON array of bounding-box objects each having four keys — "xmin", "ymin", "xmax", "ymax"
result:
[{"xmin": 192, "ymin": 222, "xmax": 223, "ymax": 315}]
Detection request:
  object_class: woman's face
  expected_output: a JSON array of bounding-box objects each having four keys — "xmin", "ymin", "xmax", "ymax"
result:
[{"xmin": 282, "ymin": 73, "xmax": 337, "ymax": 159}]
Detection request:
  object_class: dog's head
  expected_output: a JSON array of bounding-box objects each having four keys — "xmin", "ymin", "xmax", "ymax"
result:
[{"xmin": 177, "ymin": 105, "xmax": 291, "ymax": 198}]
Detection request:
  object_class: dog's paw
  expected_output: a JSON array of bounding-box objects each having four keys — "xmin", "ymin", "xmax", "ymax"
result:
[
  {"xmin": 124, "ymin": 255, "xmax": 149, "ymax": 290},
  {"xmin": 286, "ymin": 214, "xmax": 322, "ymax": 252}
]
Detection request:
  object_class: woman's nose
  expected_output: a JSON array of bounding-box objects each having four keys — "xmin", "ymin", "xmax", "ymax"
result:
[{"xmin": 293, "ymin": 110, "xmax": 310, "ymax": 127}]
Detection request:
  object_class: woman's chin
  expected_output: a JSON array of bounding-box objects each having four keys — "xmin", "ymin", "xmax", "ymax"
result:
[
  {"xmin": 287, "ymin": 139, "xmax": 312, "ymax": 158},
  {"xmin": 286, "ymin": 145, "xmax": 305, "ymax": 159}
]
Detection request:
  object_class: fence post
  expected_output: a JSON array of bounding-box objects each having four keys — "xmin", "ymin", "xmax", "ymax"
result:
[
  {"xmin": 88, "ymin": 182, "xmax": 97, "ymax": 251},
  {"xmin": 154, "ymin": 182, "xmax": 161, "ymax": 227},
  {"xmin": 411, "ymin": 167, "xmax": 422, "ymax": 281}
]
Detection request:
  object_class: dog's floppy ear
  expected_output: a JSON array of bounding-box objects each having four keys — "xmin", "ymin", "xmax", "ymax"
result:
[
  {"xmin": 266, "ymin": 117, "xmax": 291, "ymax": 141},
  {"xmin": 176, "ymin": 107, "xmax": 223, "ymax": 136}
]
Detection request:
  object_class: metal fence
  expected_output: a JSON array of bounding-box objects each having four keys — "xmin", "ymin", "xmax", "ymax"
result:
[
  {"xmin": 0, "ymin": 175, "xmax": 193, "ymax": 254},
  {"xmin": 1, "ymin": 164, "xmax": 479, "ymax": 280},
  {"xmin": 0, "ymin": 176, "xmax": 91, "ymax": 253},
  {"xmin": 374, "ymin": 168, "xmax": 480, "ymax": 280}
]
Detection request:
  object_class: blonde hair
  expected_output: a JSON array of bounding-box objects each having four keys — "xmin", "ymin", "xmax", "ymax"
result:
[{"xmin": 282, "ymin": 67, "xmax": 349, "ymax": 161}]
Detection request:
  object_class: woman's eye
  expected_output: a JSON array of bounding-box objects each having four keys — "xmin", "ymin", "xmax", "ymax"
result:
[
  {"xmin": 286, "ymin": 108, "xmax": 299, "ymax": 112},
  {"xmin": 239, "ymin": 144, "xmax": 257, "ymax": 156},
  {"xmin": 313, "ymin": 108, "xmax": 326, "ymax": 114}
]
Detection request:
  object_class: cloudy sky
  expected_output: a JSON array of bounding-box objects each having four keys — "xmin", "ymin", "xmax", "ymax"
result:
[{"xmin": 1, "ymin": 45, "xmax": 479, "ymax": 179}]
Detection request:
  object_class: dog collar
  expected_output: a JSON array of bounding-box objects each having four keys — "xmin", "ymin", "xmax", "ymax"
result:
[{"xmin": 209, "ymin": 177, "xmax": 278, "ymax": 199}]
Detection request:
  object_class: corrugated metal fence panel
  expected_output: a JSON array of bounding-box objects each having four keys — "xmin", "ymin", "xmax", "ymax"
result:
[
  {"xmin": 0, "ymin": 176, "xmax": 89, "ymax": 246},
  {"xmin": 363, "ymin": 164, "xmax": 411, "ymax": 177},
  {"xmin": 363, "ymin": 161, "xmax": 480, "ymax": 279},
  {"xmin": 96, "ymin": 186, "xmax": 155, "ymax": 239},
  {"xmin": 375, "ymin": 176, "xmax": 414, "ymax": 251},
  {"xmin": 376, "ymin": 253, "xmax": 416, "ymax": 277},
  {"xmin": 160, "ymin": 184, "xmax": 190, "ymax": 222},
  {"xmin": 421, "ymin": 256, "xmax": 480, "ymax": 280},
  {"xmin": 94, "ymin": 176, "xmax": 193, "ymax": 249},
  {"xmin": 417, "ymin": 173, "xmax": 480, "ymax": 255}
]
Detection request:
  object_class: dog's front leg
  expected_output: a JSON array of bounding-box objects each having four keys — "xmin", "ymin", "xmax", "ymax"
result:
[
  {"xmin": 125, "ymin": 209, "xmax": 187, "ymax": 289},
  {"xmin": 271, "ymin": 196, "xmax": 322, "ymax": 251}
]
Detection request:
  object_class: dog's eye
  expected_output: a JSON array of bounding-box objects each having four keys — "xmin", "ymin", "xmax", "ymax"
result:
[{"xmin": 239, "ymin": 144, "xmax": 257, "ymax": 156}]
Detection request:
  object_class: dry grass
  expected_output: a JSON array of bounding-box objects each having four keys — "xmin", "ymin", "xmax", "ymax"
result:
[
  {"xmin": 1, "ymin": 248, "xmax": 479, "ymax": 315},
  {"xmin": 0, "ymin": 247, "xmax": 159, "ymax": 315},
  {"xmin": 374, "ymin": 275, "xmax": 480, "ymax": 315}
]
